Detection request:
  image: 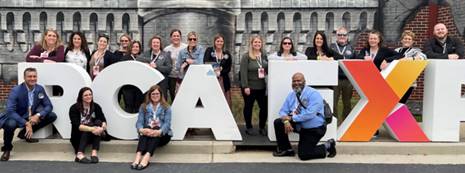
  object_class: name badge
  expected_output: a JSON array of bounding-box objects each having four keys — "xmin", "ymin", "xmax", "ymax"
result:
[{"xmin": 258, "ymin": 68, "xmax": 265, "ymax": 79}]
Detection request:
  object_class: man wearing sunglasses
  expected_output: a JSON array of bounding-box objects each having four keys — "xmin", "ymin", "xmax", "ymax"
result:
[{"xmin": 330, "ymin": 27, "xmax": 356, "ymax": 125}]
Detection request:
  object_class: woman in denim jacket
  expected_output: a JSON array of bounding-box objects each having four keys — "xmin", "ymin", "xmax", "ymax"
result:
[
  {"xmin": 131, "ymin": 85, "xmax": 172, "ymax": 170},
  {"xmin": 176, "ymin": 31, "xmax": 205, "ymax": 80}
]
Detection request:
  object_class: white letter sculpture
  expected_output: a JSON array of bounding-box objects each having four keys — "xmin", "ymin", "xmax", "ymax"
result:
[
  {"xmin": 267, "ymin": 60, "xmax": 338, "ymax": 141},
  {"xmin": 171, "ymin": 65, "xmax": 242, "ymax": 140},
  {"xmin": 422, "ymin": 60, "xmax": 465, "ymax": 142}
]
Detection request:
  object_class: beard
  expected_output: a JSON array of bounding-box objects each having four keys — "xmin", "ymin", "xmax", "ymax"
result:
[{"xmin": 293, "ymin": 85, "xmax": 303, "ymax": 94}]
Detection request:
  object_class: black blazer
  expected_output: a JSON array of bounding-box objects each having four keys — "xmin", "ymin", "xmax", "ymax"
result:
[
  {"xmin": 69, "ymin": 103, "xmax": 106, "ymax": 153},
  {"xmin": 356, "ymin": 47, "xmax": 398, "ymax": 71},
  {"xmin": 203, "ymin": 47, "xmax": 233, "ymax": 91}
]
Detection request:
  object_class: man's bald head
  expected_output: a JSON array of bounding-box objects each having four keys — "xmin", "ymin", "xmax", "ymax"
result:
[
  {"xmin": 292, "ymin": 72, "xmax": 306, "ymax": 92},
  {"xmin": 433, "ymin": 23, "xmax": 448, "ymax": 39}
]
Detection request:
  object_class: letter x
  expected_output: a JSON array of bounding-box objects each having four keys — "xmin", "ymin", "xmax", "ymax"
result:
[{"xmin": 337, "ymin": 60, "xmax": 429, "ymax": 142}]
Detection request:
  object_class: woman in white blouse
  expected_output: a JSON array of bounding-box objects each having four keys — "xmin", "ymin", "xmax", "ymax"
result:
[{"xmin": 65, "ymin": 32, "xmax": 91, "ymax": 71}]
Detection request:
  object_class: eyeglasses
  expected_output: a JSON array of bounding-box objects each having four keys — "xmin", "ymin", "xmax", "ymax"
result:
[
  {"xmin": 120, "ymin": 40, "xmax": 129, "ymax": 42},
  {"xmin": 337, "ymin": 34, "xmax": 348, "ymax": 37},
  {"xmin": 188, "ymin": 38, "xmax": 197, "ymax": 41},
  {"xmin": 282, "ymin": 42, "xmax": 292, "ymax": 45}
]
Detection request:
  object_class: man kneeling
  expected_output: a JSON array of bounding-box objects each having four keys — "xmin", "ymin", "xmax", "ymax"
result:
[{"xmin": 273, "ymin": 72, "xmax": 336, "ymax": 160}]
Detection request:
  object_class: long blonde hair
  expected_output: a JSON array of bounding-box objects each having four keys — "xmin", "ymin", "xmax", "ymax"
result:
[
  {"xmin": 248, "ymin": 35, "xmax": 263, "ymax": 59},
  {"xmin": 40, "ymin": 28, "xmax": 62, "ymax": 51},
  {"xmin": 140, "ymin": 85, "xmax": 169, "ymax": 113}
]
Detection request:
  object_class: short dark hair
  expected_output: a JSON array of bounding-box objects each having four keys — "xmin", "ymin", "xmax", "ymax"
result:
[
  {"xmin": 23, "ymin": 67, "xmax": 37, "ymax": 76},
  {"xmin": 170, "ymin": 29, "xmax": 182, "ymax": 37}
]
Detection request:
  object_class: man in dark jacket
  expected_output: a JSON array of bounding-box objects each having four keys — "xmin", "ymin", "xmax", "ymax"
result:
[
  {"xmin": 424, "ymin": 23, "xmax": 464, "ymax": 59},
  {"xmin": 0, "ymin": 68, "xmax": 57, "ymax": 161}
]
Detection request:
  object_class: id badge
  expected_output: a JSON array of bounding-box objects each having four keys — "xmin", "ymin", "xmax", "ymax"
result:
[
  {"xmin": 258, "ymin": 68, "xmax": 265, "ymax": 79},
  {"xmin": 40, "ymin": 52, "xmax": 49, "ymax": 58},
  {"xmin": 93, "ymin": 65, "xmax": 100, "ymax": 76}
]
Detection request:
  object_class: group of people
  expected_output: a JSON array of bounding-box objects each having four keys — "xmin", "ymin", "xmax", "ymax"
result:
[{"xmin": 0, "ymin": 22, "xmax": 463, "ymax": 166}]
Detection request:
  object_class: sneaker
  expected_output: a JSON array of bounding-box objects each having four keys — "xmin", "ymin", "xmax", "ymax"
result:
[{"xmin": 327, "ymin": 139, "xmax": 337, "ymax": 158}]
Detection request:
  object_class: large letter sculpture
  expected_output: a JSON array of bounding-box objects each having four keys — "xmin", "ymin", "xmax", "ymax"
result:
[
  {"xmin": 422, "ymin": 60, "xmax": 465, "ymax": 142},
  {"xmin": 171, "ymin": 65, "xmax": 242, "ymax": 140},
  {"xmin": 17, "ymin": 63, "xmax": 92, "ymax": 138},
  {"xmin": 268, "ymin": 60, "xmax": 338, "ymax": 141},
  {"xmin": 337, "ymin": 60, "xmax": 428, "ymax": 142}
]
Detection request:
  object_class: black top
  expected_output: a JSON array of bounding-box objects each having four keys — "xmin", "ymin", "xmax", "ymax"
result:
[
  {"xmin": 424, "ymin": 36, "xmax": 465, "ymax": 59},
  {"xmin": 305, "ymin": 47, "xmax": 339, "ymax": 60},
  {"xmin": 204, "ymin": 47, "xmax": 233, "ymax": 91},
  {"xmin": 356, "ymin": 47, "xmax": 398, "ymax": 71}
]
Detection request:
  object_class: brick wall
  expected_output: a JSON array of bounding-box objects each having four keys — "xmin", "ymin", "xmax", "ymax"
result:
[{"xmin": 0, "ymin": 80, "xmax": 17, "ymax": 107}]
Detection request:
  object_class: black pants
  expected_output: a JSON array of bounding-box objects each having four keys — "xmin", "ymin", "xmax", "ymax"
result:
[
  {"xmin": 1, "ymin": 112, "xmax": 57, "ymax": 151},
  {"xmin": 78, "ymin": 132, "xmax": 101, "ymax": 152},
  {"xmin": 274, "ymin": 118, "xmax": 327, "ymax": 160},
  {"xmin": 168, "ymin": 77, "xmax": 178, "ymax": 102},
  {"xmin": 120, "ymin": 85, "xmax": 144, "ymax": 113},
  {"xmin": 242, "ymin": 89, "xmax": 267, "ymax": 129},
  {"xmin": 136, "ymin": 134, "xmax": 171, "ymax": 156},
  {"xmin": 158, "ymin": 78, "xmax": 169, "ymax": 101}
]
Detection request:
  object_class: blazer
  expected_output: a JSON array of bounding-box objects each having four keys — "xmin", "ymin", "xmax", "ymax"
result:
[
  {"xmin": 0, "ymin": 83, "xmax": 52, "ymax": 128},
  {"xmin": 136, "ymin": 103, "xmax": 173, "ymax": 137},
  {"xmin": 140, "ymin": 50, "xmax": 173, "ymax": 77}
]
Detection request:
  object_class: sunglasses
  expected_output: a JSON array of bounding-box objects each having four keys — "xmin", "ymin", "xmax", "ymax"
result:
[
  {"xmin": 282, "ymin": 42, "xmax": 292, "ymax": 45},
  {"xmin": 188, "ymin": 38, "xmax": 197, "ymax": 41},
  {"xmin": 337, "ymin": 34, "xmax": 348, "ymax": 37}
]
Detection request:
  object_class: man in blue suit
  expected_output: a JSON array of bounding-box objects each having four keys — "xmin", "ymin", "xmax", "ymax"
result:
[{"xmin": 0, "ymin": 67, "xmax": 57, "ymax": 161}]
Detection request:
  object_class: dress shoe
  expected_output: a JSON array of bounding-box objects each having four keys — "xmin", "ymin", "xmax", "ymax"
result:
[
  {"xmin": 25, "ymin": 138, "xmax": 39, "ymax": 143},
  {"xmin": 1, "ymin": 151, "xmax": 10, "ymax": 161},
  {"xmin": 90, "ymin": 156, "xmax": 99, "ymax": 163},
  {"xmin": 259, "ymin": 128, "xmax": 267, "ymax": 136},
  {"xmin": 327, "ymin": 138, "xmax": 337, "ymax": 158},
  {"xmin": 136, "ymin": 162, "xmax": 150, "ymax": 170},
  {"xmin": 272, "ymin": 149, "xmax": 295, "ymax": 157},
  {"xmin": 74, "ymin": 156, "xmax": 92, "ymax": 164},
  {"xmin": 245, "ymin": 128, "xmax": 257, "ymax": 136}
]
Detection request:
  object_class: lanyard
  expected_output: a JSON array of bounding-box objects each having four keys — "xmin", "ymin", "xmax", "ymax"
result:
[
  {"xmin": 443, "ymin": 43, "xmax": 447, "ymax": 54},
  {"xmin": 152, "ymin": 51, "xmax": 160, "ymax": 63},
  {"xmin": 214, "ymin": 49, "xmax": 223, "ymax": 64},
  {"xmin": 255, "ymin": 55, "xmax": 263, "ymax": 68},
  {"xmin": 336, "ymin": 45, "xmax": 347, "ymax": 58},
  {"xmin": 366, "ymin": 50, "xmax": 377, "ymax": 60}
]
